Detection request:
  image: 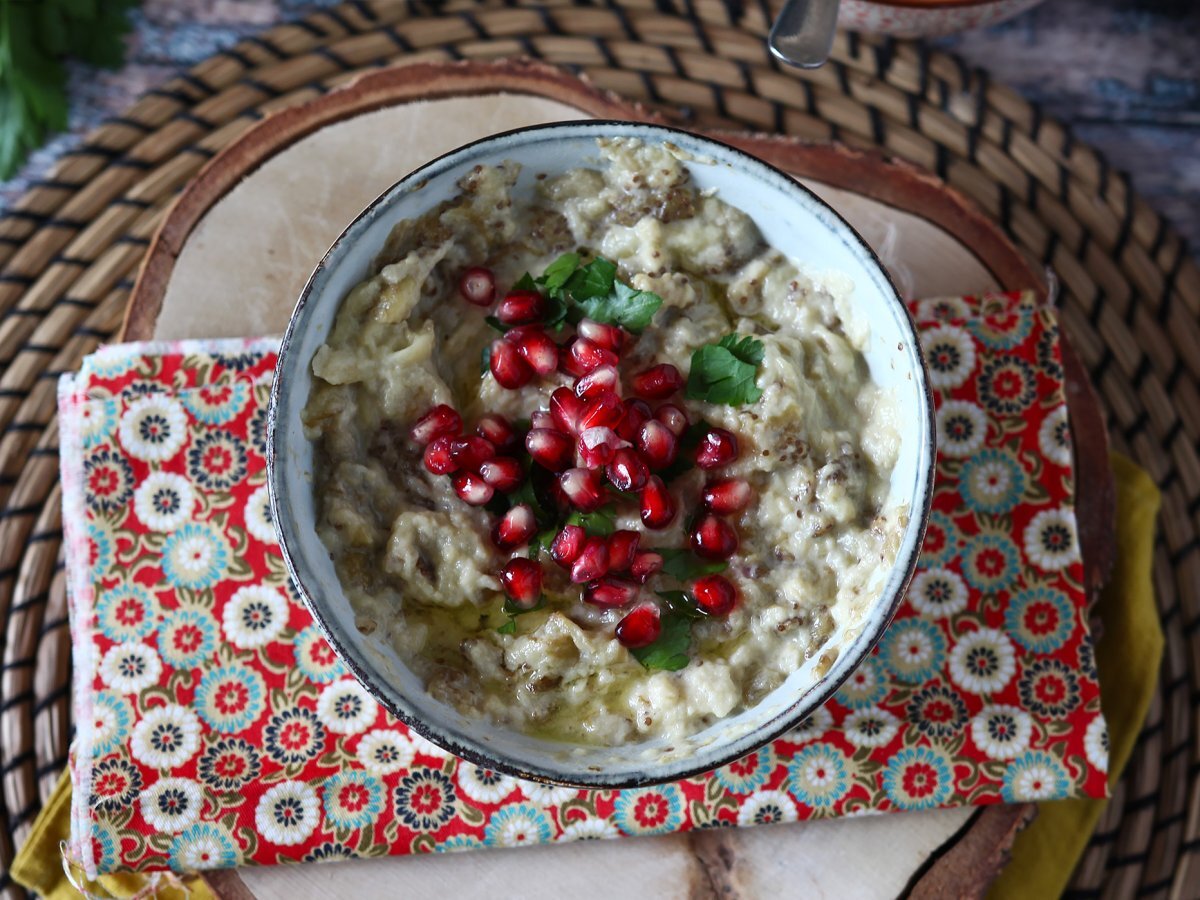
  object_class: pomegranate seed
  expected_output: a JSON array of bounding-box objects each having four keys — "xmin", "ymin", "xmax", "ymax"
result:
[
  {"xmin": 452, "ymin": 472, "xmax": 493, "ymax": 506},
  {"xmin": 489, "ymin": 340, "xmax": 533, "ymax": 389},
  {"xmin": 496, "ymin": 290, "xmax": 546, "ymax": 325},
  {"xmin": 567, "ymin": 336, "xmax": 618, "ymax": 374},
  {"xmin": 492, "ymin": 505, "xmax": 537, "ymax": 550},
  {"xmin": 559, "ymin": 467, "xmax": 606, "ymax": 511},
  {"xmin": 448, "ymin": 435, "xmax": 496, "ymax": 472},
  {"xmin": 607, "ymin": 530, "xmax": 640, "ymax": 572},
  {"xmin": 585, "ymin": 577, "xmax": 640, "ymax": 609},
  {"xmin": 640, "ymin": 476, "xmax": 677, "ymax": 529},
  {"xmin": 579, "ymin": 390, "xmax": 625, "ymax": 431},
  {"xmin": 570, "ymin": 537, "xmax": 610, "ymax": 583},
  {"xmin": 575, "ymin": 364, "xmax": 620, "ymax": 400},
  {"xmin": 559, "ymin": 338, "xmax": 590, "ymax": 378},
  {"xmin": 423, "ymin": 436, "xmax": 458, "ymax": 475},
  {"xmin": 703, "ymin": 478, "xmax": 752, "ymax": 515},
  {"xmin": 636, "ymin": 420, "xmax": 678, "ymax": 470},
  {"xmin": 630, "ymin": 551, "xmax": 663, "ymax": 583},
  {"xmin": 550, "ymin": 387, "xmax": 586, "ymax": 435},
  {"xmin": 691, "ymin": 514, "xmax": 739, "ymax": 560},
  {"xmin": 616, "ymin": 602, "xmax": 662, "ymax": 647},
  {"xmin": 410, "ymin": 404, "xmax": 462, "ymax": 446},
  {"xmin": 632, "ymin": 364, "xmax": 684, "ymax": 400},
  {"xmin": 616, "ymin": 398, "xmax": 652, "ymax": 441},
  {"xmin": 577, "ymin": 426, "xmax": 625, "ymax": 469},
  {"xmin": 475, "ymin": 414, "xmax": 516, "ymax": 450},
  {"xmin": 693, "ymin": 574, "xmax": 738, "ymax": 616},
  {"xmin": 530, "ymin": 410, "xmax": 555, "ymax": 431},
  {"xmin": 512, "ymin": 328, "xmax": 559, "ymax": 376},
  {"xmin": 577, "ymin": 319, "xmax": 626, "ymax": 353},
  {"xmin": 607, "ymin": 447, "xmax": 649, "ymax": 491},
  {"xmin": 696, "ymin": 428, "xmax": 739, "ymax": 469},
  {"xmin": 654, "ymin": 403, "xmax": 689, "ymax": 437},
  {"xmin": 459, "ymin": 267, "xmax": 496, "ymax": 306},
  {"xmin": 500, "ymin": 558, "xmax": 543, "ymax": 609},
  {"xmin": 526, "ymin": 428, "xmax": 574, "ymax": 472},
  {"xmin": 550, "ymin": 525, "xmax": 586, "ymax": 567},
  {"xmin": 478, "ymin": 457, "xmax": 523, "ymax": 492}
]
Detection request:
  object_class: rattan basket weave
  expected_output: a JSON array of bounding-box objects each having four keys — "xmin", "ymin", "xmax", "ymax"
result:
[{"xmin": 1, "ymin": 2, "xmax": 1197, "ymax": 897}]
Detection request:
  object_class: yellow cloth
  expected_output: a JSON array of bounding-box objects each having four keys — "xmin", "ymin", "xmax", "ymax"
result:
[
  {"xmin": 14, "ymin": 455, "xmax": 1162, "ymax": 898},
  {"xmin": 991, "ymin": 453, "xmax": 1164, "ymax": 899}
]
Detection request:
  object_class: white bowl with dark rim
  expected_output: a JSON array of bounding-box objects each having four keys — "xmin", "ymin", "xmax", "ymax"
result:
[{"xmin": 267, "ymin": 121, "xmax": 935, "ymax": 788}]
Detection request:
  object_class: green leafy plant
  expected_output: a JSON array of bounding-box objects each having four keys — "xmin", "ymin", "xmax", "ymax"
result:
[
  {"xmin": 511, "ymin": 253, "xmax": 664, "ymax": 333},
  {"xmin": 686, "ymin": 333, "xmax": 765, "ymax": 406},
  {"xmin": 0, "ymin": 0, "xmax": 141, "ymax": 178}
]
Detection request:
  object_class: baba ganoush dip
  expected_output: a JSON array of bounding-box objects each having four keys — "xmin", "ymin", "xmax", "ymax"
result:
[{"xmin": 303, "ymin": 138, "xmax": 906, "ymax": 746}]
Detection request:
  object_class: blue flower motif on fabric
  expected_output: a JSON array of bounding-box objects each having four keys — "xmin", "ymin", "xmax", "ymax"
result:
[
  {"xmin": 161, "ymin": 522, "xmax": 230, "ymax": 590},
  {"xmin": 612, "ymin": 785, "xmax": 685, "ymax": 835},
  {"xmin": 786, "ymin": 743, "xmax": 850, "ymax": 810},
  {"xmin": 91, "ymin": 691, "xmax": 133, "ymax": 757},
  {"xmin": 157, "ymin": 607, "xmax": 217, "ymax": 669},
  {"xmin": 1006, "ymin": 586, "xmax": 1075, "ymax": 653},
  {"xmin": 303, "ymin": 842, "xmax": 354, "ymax": 864},
  {"xmin": 294, "ymin": 625, "xmax": 347, "ymax": 684},
  {"xmin": 959, "ymin": 448, "xmax": 1027, "ymax": 514},
  {"xmin": 322, "ymin": 770, "xmax": 386, "ymax": 831},
  {"xmin": 961, "ymin": 531, "xmax": 1021, "ymax": 593},
  {"xmin": 90, "ymin": 757, "xmax": 143, "ymax": 812},
  {"xmin": 86, "ymin": 521, "xmax": 115, "ymax": 575},
  {"xmin": 95, "ymin": 585, "xmax": 157, "ymax": 643},
  {"xmin": 215, "ymin": 350, "xmax": 263, "ymax": 373},
  {"xmin": 393, "ymin": 770, "xmax": 458, "ymax": 833},
  {"xmin": 712, "ymin": 746, "xmax": 775, "ymax": 794},
  {"xmin": 248, "ymin": 405, "xmax": 269, "ymax": 455},
  {"xmin": 977, "ymin": 357, "xmax": 1037, "ymax": 417},
  {"xmin": 186, "ymin": 432, "xmax": 248, "ymax": 491},
  {"xmin": 882, "ymin": 746, "xmax": 954, "ymax": 811},
  {"xmin": 81, "ymin": 397, "xmax": 118, "ymax": 449},
  {"xmin": 83, "ymin": 448, "xmax": 135, "ymax": 517},
  {"xmin": 1001, "ymin": 751, "xmax": 1071, "ymax": 802},
  {"xmin": 181, "ymin": 381, "xmax": 249, "ymax": 426},
  {"xmin": 966, "ymin": 302, "xmax": 1034, "ymax": 350},
  {"xmin": 920, "ymin": 511, "xmax": 961, "ymax": 568},
  {"xmin": 436, "ymin": 835, "xmax": 484, "ymax": 853},
  {"xmin": 880, "ymin": 619, "xmax": 946, "ymax": 684},
  {"xmin": 197, "ymin": 738, "xmax": 262, "ymax": 790},
  {"xmin": 92, "ymin": 821, "xmax": 120, "ymax": 871},
  {"xmin": 908, "ymin": 684, "xmax": 969, "ymax": 740},
  {"xmin": 483, "ymin": 802, "xmax": 554, "ymax": 847},
  {"xmin": 195, "ymin": 664, "xmax": 266, "ymax": 733},
  {"xmin": 834, "ymin": 657, "xmax": 887, "ymax": 709},
  {"xmin": 167, "ymin": 823, "xmax": 239, "ymax": 872},
  {"xmin": 264, "ymin": 707, "xmax": 326, "ymax": 766}
]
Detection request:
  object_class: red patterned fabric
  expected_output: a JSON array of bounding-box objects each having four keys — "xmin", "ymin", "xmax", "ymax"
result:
[{"xmin": 58, "ymin": 290, "xmax": 1105, "ymax": 876}]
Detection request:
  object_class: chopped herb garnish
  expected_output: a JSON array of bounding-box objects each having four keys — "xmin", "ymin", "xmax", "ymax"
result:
[
  {"xmin": 563, "ymin": 256, "xmax": 617, "ymax": 302},
  {"xmin": 630, "ymin": 611, "xmax": 692, "ymax": 671},
  {"xmin": 575, "ymin": 281, "xmax": 662, "ymax": 333},
  {"xmin": 479, "ymin": 341, "xmax": 492, "ymax": 376},
  {"xmin": 512, "ymin": 272, "xmax": 537, "ymax": 292},
  {"xmin": 497, "ymin": 594, "xmax": 545, "ymax": 634},
  {"xmin": 537, "ymin": 252, "xmax": 580, "ymax": 295},
  {"xmin": 655, "ymin": 590, "xmax": 707, "ymax": 619},
  {"xmin": 566, "ymin": 504, "xmax": 617, "ymax": 536},
  {"xmin": 485, "ymin": 315, "xmax": 511, "ymax": 333},
  {"xmin": 656, "ymin": 548, "xmax": 729, "ymax": 581},
  {"xmin": 523, "ymin": 253, "xmax": 661, "ymax": 333},
  {"xmin": 686, "ymin": 333, "xmax": 765, "ymax": 406}
]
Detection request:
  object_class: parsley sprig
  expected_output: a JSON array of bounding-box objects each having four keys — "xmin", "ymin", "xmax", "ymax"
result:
[
  {"xmin": 686, "ymin": 333, "xmax": 765, "ymax": 406},
  {"xmin": 0, "ymin": 0, "xmax": 141, "ymax": 179}
]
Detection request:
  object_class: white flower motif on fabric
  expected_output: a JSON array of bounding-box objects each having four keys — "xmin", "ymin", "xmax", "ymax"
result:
[
  {"xmin": 99, "ymin": 642, "xmax": 163, "ymax": 694},
  {"xmin": 969, "ymin": 704, "xmax": 1032, "ymax": 760},
  {"xmin": 1038, "ymin": 405, "xmax": 1073, "ymax": 467},
  {"xmin": 255, "ymin": 781, "xmax": 320, "ymax": 846},
  {"xmin": 456, "ymin": 764, "xmax": 518, "ymax": 805},
  {"xmin": 133, "ymin": 472, "xmax": 195, "ymax": 533},
  {"xmin": 784, "ymin": 704, "xmax": 834, "ymax": 743},
  {"xmin": 844, "ymin": 706, "xmax": 900, "ymax": 749},
  {"xmin": 222, "ymin": 584, "xmax": 287, "ymax": 649},
  {"xmin": 485, "ymin": 804, "xmax": 552, "ymax": 847},
  {"xmin": 316, "ymin": 680, "xmax": 378, "ymax": 735},
  {"xmin": 936, "ymin": 400, "xmax": 988, "ymax": 459},
  {"xmin": 517, "ymin": 778, "xmax": 577, "ymax": 807},
  {"xmin": 118, "ymin": 395, "xmax": 187, "ymax": 462},
  {"xmin": 244, "ymin": 483, "xmax": 276, "ymax": 545},
  {"xmin": 139, "ymin": 778, "xmax": 203, "ymax": 833},
  {"xmin": 1023, "ymin": 508, "xmax": 1080, "ymax": 572},
  {"xmin": 1005, "ymin": 755, "xmax": 1067, "ymax": 801},
  {"xmin": 355, "ymin": 730, "xmax": 415, "ymax": 775},
  {"xmin": 737, "ymin": 789, "xmax": 798, "ymax": 827},
  {"xmin": 949, "ymin": 628, "xmax": 1017, "ymax": 695},
  {"xmin": 409, "ymin": 731, "xmax": 452, "ymax": 760},
  {"xmin": 130, "ymin": 704, "xmax": 201, "ymax": 769},
  {"xmin": 921, "ymin": 324, "xmax": 977, "ymax": 390},
  {"xmin": 1085, "ymin": 715, "xmax": 1109, "ymax": 773},
  {"xmin": 915, "ymin": 296, "xmax": 972, "ymax": 321},
  {"xmin": 557, "ymin": 817, "xmax": 620, "ymax": 842},
  {"xmin": 907, "ymin": 568, "xmax": 969, "ymax": 618}
]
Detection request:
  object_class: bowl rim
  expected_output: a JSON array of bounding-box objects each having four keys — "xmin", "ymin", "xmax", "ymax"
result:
[{"xmin": 267, "ymin": 119, "xmax": 936, "ymax": 788}]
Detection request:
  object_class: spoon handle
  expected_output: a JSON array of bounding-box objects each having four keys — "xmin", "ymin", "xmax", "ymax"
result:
[{"xmin": 768, "ymin": 0, "xmax": 840, "ymax": 69}]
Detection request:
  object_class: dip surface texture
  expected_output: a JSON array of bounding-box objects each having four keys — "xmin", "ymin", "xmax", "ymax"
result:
[{"xmin": 302, "ymin": 139, "xmax": 905, "ymax": 746}]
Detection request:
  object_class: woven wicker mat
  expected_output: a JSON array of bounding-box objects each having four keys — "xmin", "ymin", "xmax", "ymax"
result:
[{"xmin": 1, "ymin": 1, "xmax": 1197, "ymax": 896}]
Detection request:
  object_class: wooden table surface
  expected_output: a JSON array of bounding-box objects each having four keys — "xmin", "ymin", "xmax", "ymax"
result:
[{"xmin": 0, "ymin": 0, "xmax": 1197, "ymax": 258}]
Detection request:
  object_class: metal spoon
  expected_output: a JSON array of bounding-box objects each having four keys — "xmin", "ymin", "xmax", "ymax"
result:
[{"xmin": 768, "ymin": 0, "xmax": 840, "ymax": 69}]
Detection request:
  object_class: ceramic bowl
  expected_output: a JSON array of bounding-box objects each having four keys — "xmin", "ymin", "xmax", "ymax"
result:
[
  {"xmin": 838, "ymin": 0, "xmax": 1046, "ymax": 38},
  {"xmin": 268, "ymin": 121, "xmax": 935, "ymax": 787}
]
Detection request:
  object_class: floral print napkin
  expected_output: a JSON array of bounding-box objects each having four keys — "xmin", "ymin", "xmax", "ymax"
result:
[{"xmin": 58, "ymin": 290, "xmax": 1106, "ymax": 877}]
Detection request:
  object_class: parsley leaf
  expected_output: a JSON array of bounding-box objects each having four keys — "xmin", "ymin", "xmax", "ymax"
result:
[
  {"xmin": 686, "ymin": 333, "xmax": 765, "ymax": 406},
  {"xmin": 656, "ymin": 549, "xmax": 729, "ymax": 581},
  {"xmin": 630, "ymin": 611, "xmax": 692, "ymax": 671},
  {"xmin": 655, "ymin": 590, "xmax": 707, "ymax": 619},
  {"xmin": 575, "ymin": 281, "xmax": 662, "ymax": 333},
  {"xmin": 563, "ymin": 257, "xmax": 617, "ymax": 301},
  {"xmin": 496, "ymin": 595, "xmax": 545, "ymax": 634},
  {"xmin": 537, "ymin": 253, "xmax": 580, "ymax": 296},
  {"xmin": 480, "ymin": 341, "xmax": 493, "ymax": 376},
  {"xmin": 566, "ymin": 504, "xmax": 617, "ymax": 536},
  {"xmin": 485, "ymin": 315, "xmax": 511, "ymax": 333},
  {"xmin": 513, "ymin": 272, "xmax": 537, "ymax": 292}
]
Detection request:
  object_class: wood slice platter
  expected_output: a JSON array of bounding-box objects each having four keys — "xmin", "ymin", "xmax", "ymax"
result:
[{"xmin": 119, "ymin": 60, "xmax": 1113, "ymax": 900}]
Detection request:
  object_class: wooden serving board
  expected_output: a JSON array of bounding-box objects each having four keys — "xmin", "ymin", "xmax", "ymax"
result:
[{"xmin": 120, "ymin": 60, "xmax": 1112, "ymax": 900}]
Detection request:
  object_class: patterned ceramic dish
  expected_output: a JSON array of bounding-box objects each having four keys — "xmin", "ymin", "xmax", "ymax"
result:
[
  {"xmin": 839, "ymin": 0, "xmax": 1046, "ymax": 37},
  {"xmin": 268, "ymin": 121, "xmax": 936, "ymax": 787}
]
